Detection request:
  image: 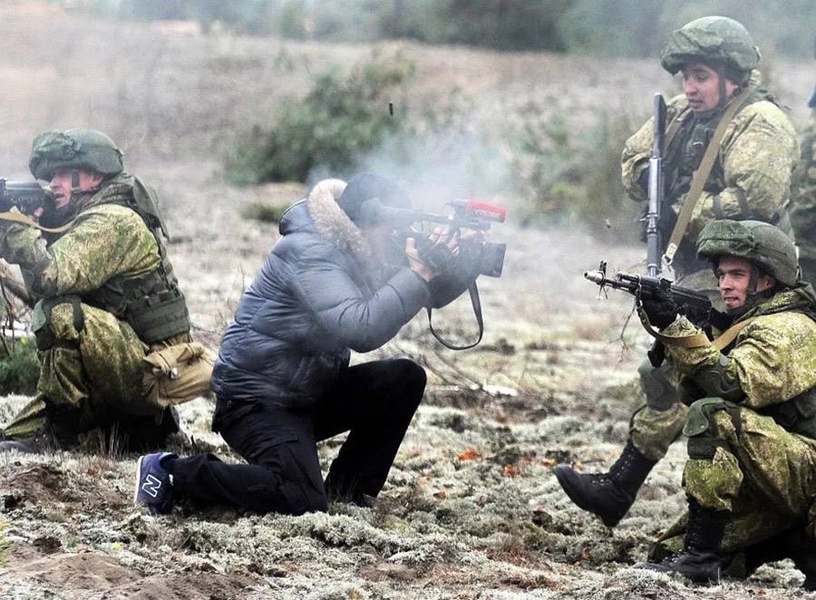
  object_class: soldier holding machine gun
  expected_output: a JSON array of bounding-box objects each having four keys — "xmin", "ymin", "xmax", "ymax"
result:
[{"xmin": 555, "ymin": 16, "xmax": 799, "ymax": 530}]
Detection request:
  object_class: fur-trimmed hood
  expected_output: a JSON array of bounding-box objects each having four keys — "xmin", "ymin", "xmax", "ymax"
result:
[{"xmin": 281, "ymin": 178, "xmax": 374, "ymax": 268}]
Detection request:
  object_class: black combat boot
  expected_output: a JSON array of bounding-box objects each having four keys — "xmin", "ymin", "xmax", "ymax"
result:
[
  {"xmin": 743, "ymin": 526, "xmax": 816, "ymax": 585},
  {"xmin": 0, "ymin": 434, "xmax": 52, "ymax": 453},
  {"xmin": 642, "ymin": 500, "xmax": 727, "ymax": 584},
  {"xmin": 553, "ymin": 439, "xmax": 656, "ymax": 527},
  {"xmin": 791, "ymin": 530, "xmax": 816, "ymax": 591}
]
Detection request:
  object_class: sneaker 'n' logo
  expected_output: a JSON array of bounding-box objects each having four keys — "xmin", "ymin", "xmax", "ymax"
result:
[{"xmin": 141, "ymin": 474, "xmax": 163, "ymax": 498}]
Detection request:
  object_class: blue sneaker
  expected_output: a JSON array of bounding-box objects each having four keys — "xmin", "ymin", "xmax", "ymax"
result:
[{"xmin": 134, "ymin": 452, "xmax": 176, "ymax": 515}]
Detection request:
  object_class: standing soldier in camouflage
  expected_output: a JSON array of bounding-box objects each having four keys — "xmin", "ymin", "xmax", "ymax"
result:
[
  {"xmin": 0, "ymin": 129, "xmax": 193, "ymax": 451},
  {"xmin": 636, "ymin": 219, "xmax": 816, "ymax": 587},
  {"xmin": 791, "ymin": 84, "xmax": 816, "ymax": 283},
  {"xmin": 555, "ymin": 16, "xmax": 800, "ymax": 528}
]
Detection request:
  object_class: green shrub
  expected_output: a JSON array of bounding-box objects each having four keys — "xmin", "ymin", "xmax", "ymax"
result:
[
  {"xmin": 507, "ymin": 105, "xmax": 643, "ymax": 242},
  {"xmin": 225, "ymin": 52, "xmax": 414, "ymax": 184},
  {"xmin": 241, "ymin": 202, "xmax": 288, "ymax": 224},
  {"xmin": 0, "ymin": 339, "xmax": 39, "ymax": 396}
]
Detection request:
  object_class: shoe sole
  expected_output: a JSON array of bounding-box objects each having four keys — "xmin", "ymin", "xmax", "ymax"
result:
[{"xmin": 133, "ymin": 455, "xmax": 146, "ymax": 506}]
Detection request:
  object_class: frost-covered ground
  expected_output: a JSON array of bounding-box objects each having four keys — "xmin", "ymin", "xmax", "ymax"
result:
[{"xmin": 0, "ymin": 2, "xmax": 813, "ymax": 598}]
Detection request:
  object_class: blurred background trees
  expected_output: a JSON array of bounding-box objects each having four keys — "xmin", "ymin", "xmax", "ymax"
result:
[
  {"xmin": 58, "ymin": 0, "xmax": 816, "ymax": 58},
  {"xmin": 53, "ymin": 0, "xmax": 815, "ymax": 238}
]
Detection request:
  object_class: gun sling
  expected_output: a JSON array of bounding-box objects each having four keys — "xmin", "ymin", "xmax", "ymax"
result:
[
  {"xmin": 662, "ymin": 84, "xmax": 758, "ymax": 267},
  {"xmin": 0, "ymin": 209, "xmax": 73, "ymax": 233},
  {"xmin": 637, "ymin": 306, "xmax": 754, "ymax": 351}
]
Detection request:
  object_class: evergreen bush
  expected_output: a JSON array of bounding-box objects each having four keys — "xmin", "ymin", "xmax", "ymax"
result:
[{"xmin": 225, "ymin": 53, "xmax": 414, "ymax": 184}]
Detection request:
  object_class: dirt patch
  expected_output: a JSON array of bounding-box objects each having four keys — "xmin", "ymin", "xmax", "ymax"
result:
[{"xmin": 0, "ymin": 3, "xmax": 811, "ymax": 599}]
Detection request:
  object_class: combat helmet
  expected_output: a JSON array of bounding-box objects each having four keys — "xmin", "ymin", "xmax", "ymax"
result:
[
  {"xmin": 29, "ymin": 128, "xmax": 124, "ymax": 181},
  {"xmin": 660, "ymin": 16, "xmax": 760, "ymax": 85},
  {"xmin": 696, "ymin": 219, "xmax": 799, "ymax": 287}
]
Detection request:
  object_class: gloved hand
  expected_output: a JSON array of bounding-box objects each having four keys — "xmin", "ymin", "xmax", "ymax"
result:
[{"xmin": 639, "ymin": 287, "xmax": 678, "ymax": 330}]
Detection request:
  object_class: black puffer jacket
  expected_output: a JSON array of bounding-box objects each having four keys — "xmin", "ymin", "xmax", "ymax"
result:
[{"xmin": 211, "ymin": 179, "xmax": 435, "ymax": 426}]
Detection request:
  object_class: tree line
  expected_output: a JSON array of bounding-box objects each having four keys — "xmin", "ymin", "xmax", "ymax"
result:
[{"xmin": 61, "ymin": 0, "xmax": 816, "ymax": 59}]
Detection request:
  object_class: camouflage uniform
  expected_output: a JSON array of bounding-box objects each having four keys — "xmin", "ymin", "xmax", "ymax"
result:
[
  {"xmin": 622, "ymin": 70, "xmax": 798, "ymax": 289},
  {"xmin": 0, "ymin": 130, "xmax": 191, "ymax": 450},
  {"xmin": 644, "ymin": 220, "xmax": 816, "ymax": 586},
  {"xmin": 554, "ymin": 17, "xmax": 800, "ymax": 533},
  {"xmin": 791, "ymin": 119, "xmax": 816, "ymax": 284},
  {"xmin": 620, "ymin": 27, "xmax": 798, "ymax": 464}
]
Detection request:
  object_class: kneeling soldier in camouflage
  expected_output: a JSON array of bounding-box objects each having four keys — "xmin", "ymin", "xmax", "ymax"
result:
[
  {"xmin": 635, "ymin": 219, "xmax": 816, "ymax": 587},
  {"xmin": 0, "ymin": 129, "xmax": 197, "ymax": 452}
]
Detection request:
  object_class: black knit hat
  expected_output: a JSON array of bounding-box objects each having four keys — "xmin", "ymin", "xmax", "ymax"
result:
[{"xmin": 337, "ymin": 172, "xmax": 411, "ymax": 226}]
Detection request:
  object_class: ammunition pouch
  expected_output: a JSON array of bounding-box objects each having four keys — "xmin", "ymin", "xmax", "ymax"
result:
[
  {"xmin": 692, "ymin": 354, "xmax": 745, "ymax": 403},
  {"xmin": 85, "ymin": 264, "xmax": 190, "ymax": 345},
  {"xmin": 127, "ymin": 292, "xmax": 190, "ymax": 345},
  {"xmin": 142, "ymin": 342, "xmax": 216, "ymax": 409},
  {"xmin": 684, "ymin": 397, "xmax": 742, "ymax": 459},
  {"xmin": 760, "ymin": 390, "xmax": 816, "ymax": 440}
]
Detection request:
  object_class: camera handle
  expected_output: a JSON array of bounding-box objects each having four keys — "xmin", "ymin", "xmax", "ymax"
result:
[{"xmin": 425, "ymin": 281, "xmax": 484, "ymax": 350}]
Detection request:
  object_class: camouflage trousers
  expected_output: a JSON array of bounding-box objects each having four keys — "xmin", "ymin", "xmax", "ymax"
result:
[
  {"xmin": 650, "ymin": 398, "xmax": 816, "ymax": 575},
  {"xmin": 629, "ymin": 269, "xmax": 724, "ymax": 461},
  {"xmin": 3, "ymin": 298, "xmax": 166, "ymax": 443},
  {"xmin": 629, "ymin": 358, "xmax": 688, "ymax": 461}
]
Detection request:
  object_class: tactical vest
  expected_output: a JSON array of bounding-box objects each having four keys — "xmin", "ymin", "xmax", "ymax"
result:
[
  {"xmin": 756, "ymin": 306, "xmax": 816, "ymax": 440},
  {"xmin": 760, "ymin": 388, "xmax": 816, "ymax": 440},
  {"xmin": 662, "ymin": 88, "xmax": 777, "ymax": 277},
  {"xmin": 62, "ymin": 178, "xmax": 190, "ymax": 344}
]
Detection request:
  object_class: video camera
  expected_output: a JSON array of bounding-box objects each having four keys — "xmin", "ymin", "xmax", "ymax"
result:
[
  {"xmin": 0, "ymin": 179, "xmax": 49, "ymax": 215},
  {"xmin": 367, "ymin": 198, "xmax": 507, "ymax": 278}
]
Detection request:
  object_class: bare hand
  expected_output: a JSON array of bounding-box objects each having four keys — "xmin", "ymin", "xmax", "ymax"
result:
[{"xmin": 406, "ymin": 227, "xmax": 461, "ymax": 281}]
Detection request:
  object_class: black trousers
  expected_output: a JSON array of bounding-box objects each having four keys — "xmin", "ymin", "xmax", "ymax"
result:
[{"xmin": 172, "ymin": 358, "xmax": 426, "ymax": 515}]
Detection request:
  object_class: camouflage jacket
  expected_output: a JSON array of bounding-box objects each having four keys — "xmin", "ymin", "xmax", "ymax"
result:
[
  {"xmin": 663, "ymin": 286, "xmax": 816, "ymax": 415},
  {"xmin": 0, "ymin": 174, "xmax": 189, "ymax": 344},
  {"xmin": 622, "ymin": 71, "xmax": 799, "ymax": 277},
  {"xmin": 791, "ymin": 120, "xmax": 816, "ymax": 260}
]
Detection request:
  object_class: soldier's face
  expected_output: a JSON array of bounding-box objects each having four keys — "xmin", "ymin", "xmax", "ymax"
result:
[
  {"xmin": 681, "ymin": 63, "xmax": 738, "ymax": 114},
  {"xmin": 49, "ymin": 169, "xmax": 104, "ymax": 209},
  {"xmin": 716, "ymin": 257, "xmax": 775, "ymax": 310}
]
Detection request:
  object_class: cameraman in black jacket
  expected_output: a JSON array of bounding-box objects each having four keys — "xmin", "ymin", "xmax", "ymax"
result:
[{"xmin": 134, "ymin": 173, "xmax": 477, "ymax": 515}]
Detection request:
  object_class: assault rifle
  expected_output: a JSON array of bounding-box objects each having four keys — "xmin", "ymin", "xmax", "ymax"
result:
[
  {"xmin": 584, "ymin": 261, "xmax": 715, "ymax": 327},
  {"xmin": 0, "ymin": 179, "xmax": 49, "ymax": 215},
  {"xmin": 585, "ymin": 261, "xmax": 731, "ymax": 366}
]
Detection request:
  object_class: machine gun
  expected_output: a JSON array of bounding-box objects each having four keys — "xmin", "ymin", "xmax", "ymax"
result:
[{"xmin": 0, "ymin": 179, "xmax": 49, "ymax": 215}]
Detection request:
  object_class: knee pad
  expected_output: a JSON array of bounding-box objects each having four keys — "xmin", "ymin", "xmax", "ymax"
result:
[
  {"xmin": 638, "ymin": 359, "xmax": 677, "ymax": 412},
  {"xmin": 32, "ymin": 296, "xmax": 85, "ymax": 351},
  {"xmin": 684, "ymin": 397, "xmax": 741, "ymax": 459}
]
